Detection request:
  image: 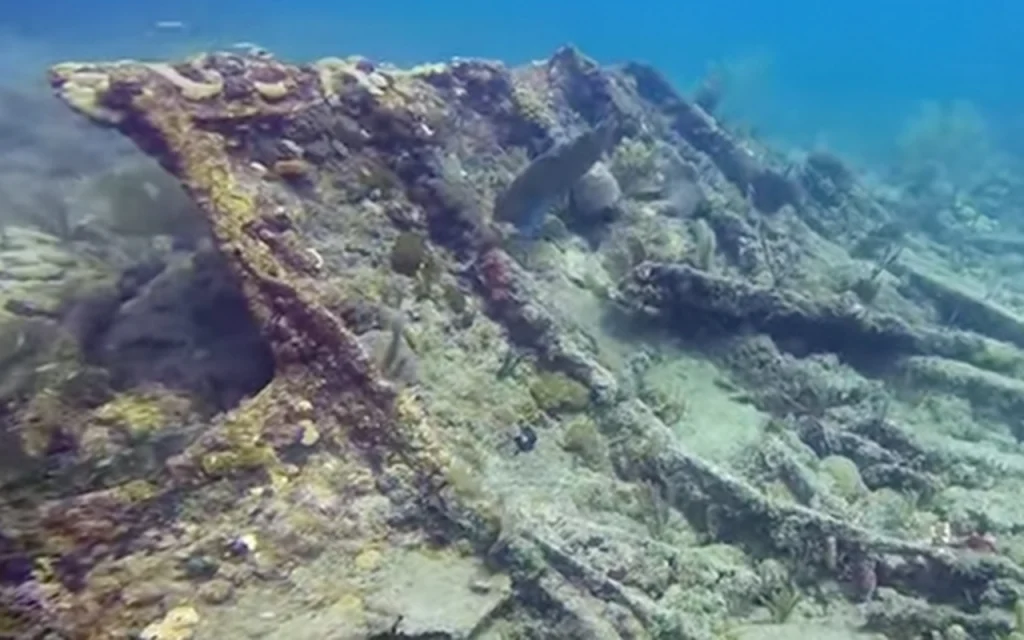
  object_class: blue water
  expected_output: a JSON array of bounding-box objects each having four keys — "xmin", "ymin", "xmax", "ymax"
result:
[{"xmin": 3, "ymin": 0, "xmax": 1023, "ymax": 161}]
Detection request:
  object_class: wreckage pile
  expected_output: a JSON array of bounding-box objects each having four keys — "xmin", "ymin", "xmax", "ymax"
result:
[{"xmin": 4, "ymin": 44, "xmax": 1024, "ymax": 638}]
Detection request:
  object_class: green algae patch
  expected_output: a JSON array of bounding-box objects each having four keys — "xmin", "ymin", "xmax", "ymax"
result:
[
  {"xmin": 966, "ymin": 339, "xmax": 1024, "ymax": 377},
  {"xmin": 529, "ymin": 371, "xmax": 591, "ymax": 413},
  {"xmin": 198, "ymin": 396, "xmax": 281, "ymax": 479},
  {"xmin": 111, "ymin": 479, "xmax": 160, "ymax": 504},
  {"xmin": 510, "ymin": 79, "xmax": 557, "ymax": 130},
  {"xmin": 818, "ymin": 455, "xmax": 868, "ymax": 503},
  {"xmin": 199, "ymin": 445, "xmax": 277, "ymax": 478},
  {"xmin": 92, "ymin": 389, "xmax": 192, "ymax": 439},
  {"xmin": 49, "ymin": 64, "xmax": 123, "ymax": 124},
  {"xmin": 561, "ymin": 415, "xmax": 607, "ymax": 470}
]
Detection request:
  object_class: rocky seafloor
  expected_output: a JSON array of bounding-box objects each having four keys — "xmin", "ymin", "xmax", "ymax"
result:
[{"xmin": 1, "ymin": 44, "xmax": 1024, "ymax": 639}]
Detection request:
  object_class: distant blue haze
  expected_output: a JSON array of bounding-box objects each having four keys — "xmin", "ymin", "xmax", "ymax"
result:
[{"xmin": 2, "ymin": 0, "xmax": 1021, "ymax": 161}]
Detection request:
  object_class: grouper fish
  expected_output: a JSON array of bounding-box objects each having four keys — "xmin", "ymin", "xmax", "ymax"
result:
[{"xmin": 494, "ymin": 117, "xmax": 617, "ymax": 236}]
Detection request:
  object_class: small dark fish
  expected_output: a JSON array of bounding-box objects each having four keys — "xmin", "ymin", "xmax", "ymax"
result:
[
  {"xmin": 494, "ymin": 118, "xmax": 617, "ymax": 235},
  {"xmin": 513, "ymin": 425, "xmax": 537, "ymax": 454}
]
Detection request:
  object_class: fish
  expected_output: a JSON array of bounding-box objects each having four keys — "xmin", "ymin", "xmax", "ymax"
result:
[
  {"xmin": 494, "ymin": 117, "xmax": 617, "ymax": 236},
  {"xmin": 154, "ymin": 21, "xmax": 187, "ymax": 31}
]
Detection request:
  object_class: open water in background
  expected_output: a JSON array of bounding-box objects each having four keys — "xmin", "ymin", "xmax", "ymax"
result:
[{"xmin": 1, "ymin": 0, "xmax": 1023, "ymax": 181}]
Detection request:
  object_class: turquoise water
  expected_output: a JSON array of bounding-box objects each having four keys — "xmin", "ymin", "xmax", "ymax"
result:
[{"xmin": 3, "ymin": 0, "xmax": 1023, "ymax": 160}]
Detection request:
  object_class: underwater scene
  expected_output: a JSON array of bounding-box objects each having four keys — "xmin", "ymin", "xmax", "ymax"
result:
[{"xmin": 2, "ymin": 1, "xmax": 1024, "ymax": 639}]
